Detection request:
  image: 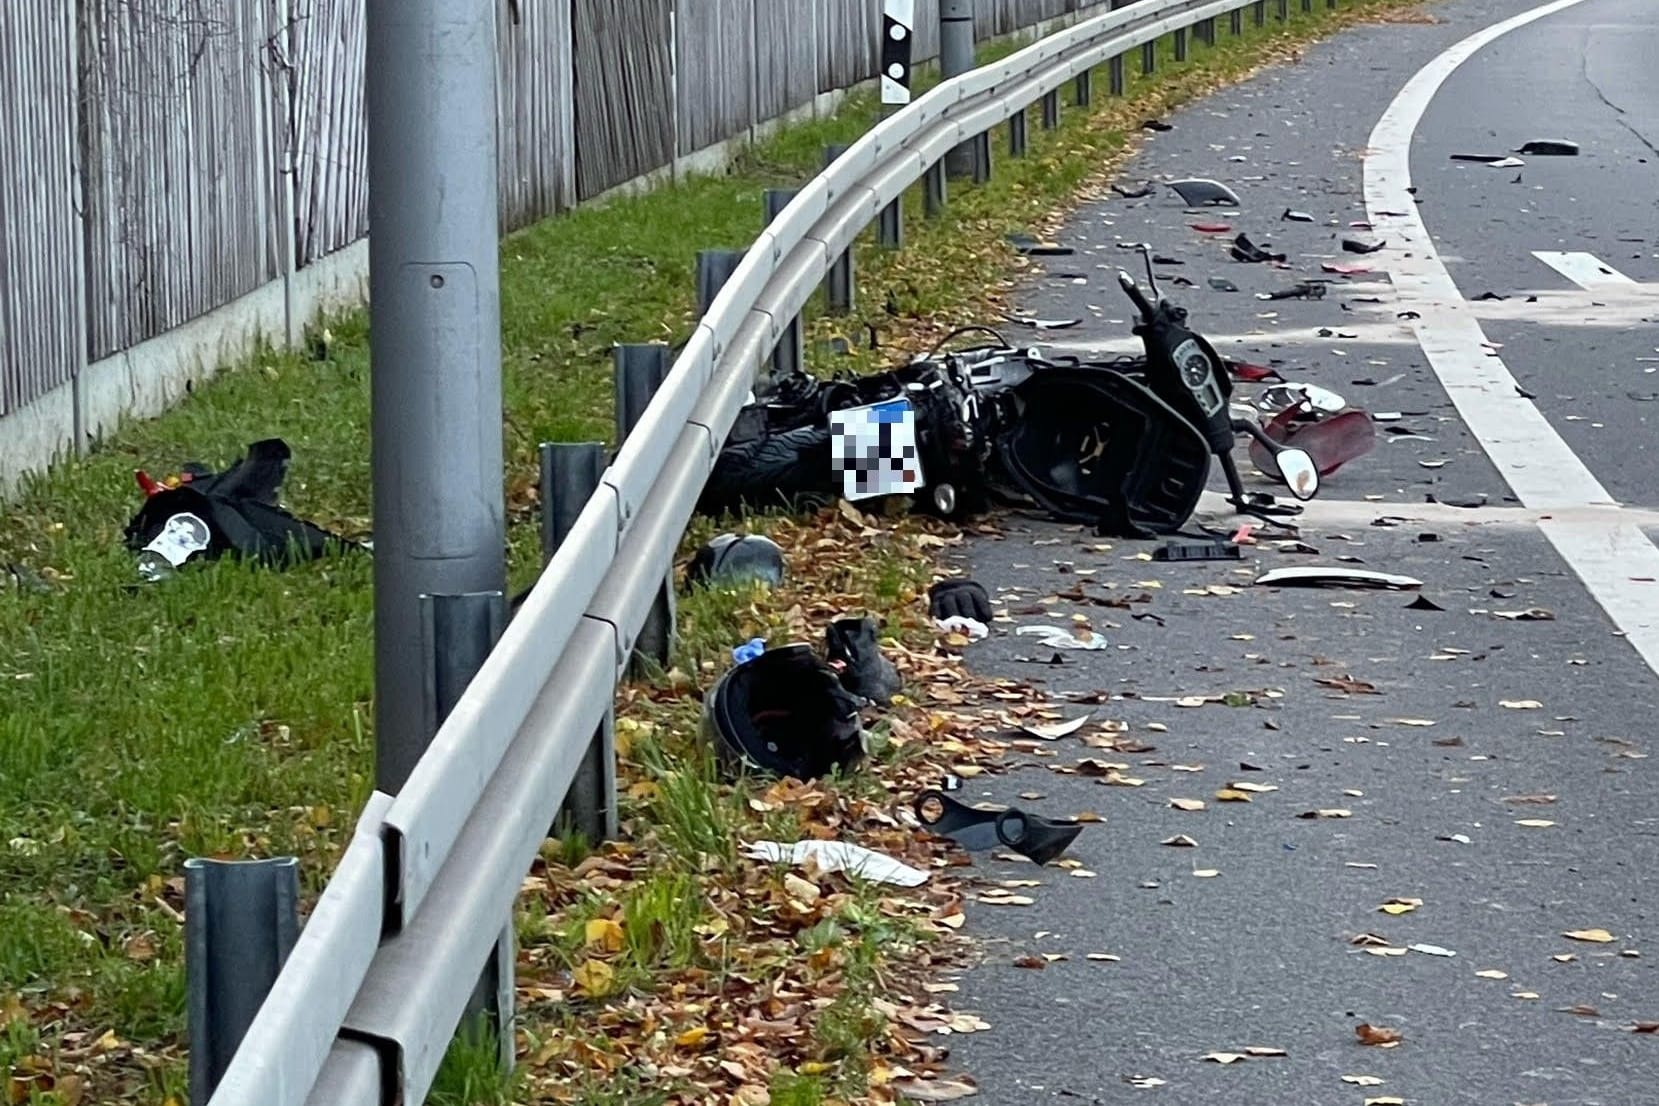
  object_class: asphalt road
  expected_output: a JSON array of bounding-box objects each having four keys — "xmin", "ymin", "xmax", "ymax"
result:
[{"xmin": 934, "ymin": 3, "xmax": 1659, "ymax": 1103}]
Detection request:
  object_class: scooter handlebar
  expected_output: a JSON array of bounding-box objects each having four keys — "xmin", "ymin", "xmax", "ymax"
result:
[{"xmin": 1116, "ymin": 270, "xmax": 1155, "ymax": 320}]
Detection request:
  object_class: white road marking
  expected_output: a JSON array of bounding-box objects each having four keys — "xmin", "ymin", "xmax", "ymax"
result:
[
  {"xmin": 1532, "ymin": 250, "xmax": 1639, "ymax": 289},
  {"xmin": 1364, "ymin": 0, "xmax": 1659, "ymax": 674}
]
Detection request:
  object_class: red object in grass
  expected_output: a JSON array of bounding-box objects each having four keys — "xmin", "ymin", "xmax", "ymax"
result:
[{"xmin": 135, "ymin": 470, "xmax": 164, "ymax": 497}]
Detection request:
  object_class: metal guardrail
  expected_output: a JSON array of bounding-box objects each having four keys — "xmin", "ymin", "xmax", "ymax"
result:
[{"xmin": 206, "ymin": 2, "xmax": 1324, "ymax": 1103}]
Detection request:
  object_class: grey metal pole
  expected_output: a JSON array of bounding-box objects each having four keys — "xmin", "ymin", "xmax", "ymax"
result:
[
  {"xmin": 1008, "ymin": 107, "xmax": 1028, "ymax": 156},
  {"xmin": 938, "ymin": 0, "xmax": 976, "ymax": 178},
  {"xmin": 1041, "ymin": 89, "xmax": 1060, "ymax": 129},
  {"xmin": 614, "ymin": 345, "xmax": 676, "ymax": 674},
  {"xmin": 186, "ymin": 857, "xmax": 300, "ymax": 1105},
  {"xmin": 924, "ymin": 160, "xmax": 948, "ymax": 217},
  {"xmin": 1074, "ymin": 69, "xmax": 1092, "ymax": 108},
  {"xmin": 1174, "ymin": 27, "xmax": 1188, "ymax": 62},
  {"xmin": 879, "ymin": 198, "xmax": 904, "ymax": 249},
  {"xmin": 761, "ymin": 190, "xmax": 806, "ymax": 378},
  {"xmin": 538, "ymin": 442, "xmax": 618, "ymax": 844},
  {"xmin": 1231, "ymin": 8, "xmax": 1243, "ymax": 34},
  {"xmin": 971, "ymin": 132, "xmax": 991, "ymax": 184},
  {"xmin": 1278, "ymin": 0, "xmax": 1289, "ymax": 19},
  {"xmin": 1141, "ymin": 40, "xmax": 1156, "ymax": 76},
  {"xmin": 821, "ymin": 146, "xmax": 856, "ymax": 314},
  {"xmin": 367, "ymin": 0, "xmax": 506, "ymax": 795},
  {"xmin": 1256, "ymin": 0, "xmax": 1268, "ymax": 25},
  {"xmin": 1110, "ymin": 54, "xmax": 1126, "ymax": 96}
]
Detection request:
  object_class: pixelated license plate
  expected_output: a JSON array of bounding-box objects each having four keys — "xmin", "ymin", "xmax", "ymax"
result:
[{"xmin": 829, "ymin": 398, "xmax": 924, "ymax": 501}]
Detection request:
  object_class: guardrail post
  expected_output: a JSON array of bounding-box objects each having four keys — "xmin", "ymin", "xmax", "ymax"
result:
[
  {"xmin": 1109, "ymin": 54, "xmax": 1125, "ymax": 96},
  {"xmin": 821, "ymin": 146, "xmax": 857, "ymax": 313},
  {"xmin": 1277, "ymin": 0, "xmax": 1289, "ymax": 18},
  {"xmin": 971, "ymin": 132, "xmax": 992, "ymax": 184},
  {"xmin": 540, "ymin": 442, "xmax": 619, "ymax": 846},
  {"xmin": 1301, "ymin": 0, "xmax": 1313, "ymax": 12},
  {"xmin": 924, "ymin": 160, "xmax": 948, "ymax": 217},
  {"xmin": 879, "ymin": 197, "xmax": 904, "ymax": 249},
  {"xmin": 1230, "ymin": 8, "xmax": 1243, "ymax": 34},
  {"xmin": 614, "ymin": 344, "xmax": 676, "ymax": 676},
  {"xmin": 1073, "ymin": 68, "xmax": 1092, "ymax": 107},
  {"xmin": 1040, "ymin": 88, "xmax": 1060, "ymax": 129},
  {"xmin": 1008, "ymin": 106, "xmax": 1028, "ymax": 156},
  {"xmin": 695, "ymin": 248, "xmax": 745, "ymax": 315},
  {"xmin": 939, "ymin": 0, "xmax": 977, "ymax": 178},
  {"xmin": 761, "ymin": 190, "xmax": 806, "ymax": 377},
  {"xmin": 186, "ymin": 856, "xmax": 300, "ymax": 1106},
  {"xmin": 1174, "ymin": 27, "xmax": 1188, "ymax": 61},
  {"xmin": 420, "ymin": 590, "xmax": 515, "ymax": 1070},
  {"xmin": 1141, "ymin": 39, "xmax": 1156, "ymax": 75},
  {"xmin": 1256, "ymin": 0, "xmax": 1268, "ymax": 24}
]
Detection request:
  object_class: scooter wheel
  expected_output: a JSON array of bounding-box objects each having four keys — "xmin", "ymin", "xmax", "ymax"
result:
[{"xmin": 932, "ymin": 483, "xmax": 958, "ymax": 515}]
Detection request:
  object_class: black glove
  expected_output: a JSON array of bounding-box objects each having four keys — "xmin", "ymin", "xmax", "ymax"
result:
[{"xmin": 928, "ymin": 578, "xmax": 992, "ymax": 623}]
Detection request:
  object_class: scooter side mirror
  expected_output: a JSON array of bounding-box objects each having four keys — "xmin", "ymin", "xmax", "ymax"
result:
[{"xmin": 1275, "ymin": 447, "xmax": 1320, "ymax": 501}]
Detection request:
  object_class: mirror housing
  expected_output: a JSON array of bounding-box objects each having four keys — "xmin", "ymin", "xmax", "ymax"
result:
[{"xmin": 1276, "ymin": 447, "xmax": 1320, "ymax": 501}]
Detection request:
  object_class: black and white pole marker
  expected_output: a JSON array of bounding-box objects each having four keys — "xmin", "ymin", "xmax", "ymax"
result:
[{"xmin": 882, "ymin": 0, "xmax": 915, "ymax": 106}]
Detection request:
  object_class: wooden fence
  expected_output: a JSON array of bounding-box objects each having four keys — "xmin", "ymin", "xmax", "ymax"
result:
[{"xmin": 0, "ymin": 0, "xmax": 1115, "ymax": 434}]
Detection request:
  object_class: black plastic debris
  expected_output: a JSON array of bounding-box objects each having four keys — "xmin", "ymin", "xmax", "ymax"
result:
[
  {"xmin": 1282, "ymin": 209, "xmax": 1315, "ymax": 223},
  {"xmin": 915, "ymin": 790, "xmax": 1002, "ymax": 850},
  {"xmin": 1208, "ymin": 276, "xmax": 1240, "ymax": 293},
  {"xmin": 704, "ymin": 644, "xmax": 866, "ymax": 781},
  {"xmin": 1405, "ymin": 594, "xmax": 1446, "ymax": 612},
  {"xmin": 1005, "ymin": 314, "xmax": 1082, "ymax": 330},
  {"xmin": 825, "ymin": 616, "xmax": 902, "ymax": 706},
  {"xmin": 1517, "ymin": 139, "xmax": 1579, "ymax": 156},
  {"xmin": 123, "ymin": 438, "xmax": 352, "ymax": 580},
  {"xmin": 1141, "ymin": 119, "xmax": 1174, "ymax": 132},
  {"xmin": 930, "ymin": 579, "xmax": 993, "ymax": 623},
  {"xmin": 1171, "ymin": 276, "xmax": 1195, "ymax": 287},
  {"xmin": 1007, "ymin": 232, "xmax": 1075, "ymax": 257},
  {"xmin": 1230, "ymin": 234, "xmax": 1286, "ymax": 264},
  {"xmin": 1112, "ymin": 182, "xmax": 1155, "ymax": 199},
  {"xmin": 1168, "ymin": 179, "xmax": 1242, "ymax": 207},
  {"xmin": 914, "ymin": 790, "xmax": 1083, "ymax": 865},
  {"xmin": 1397, "ymin": 310, "xmax": 1422, "ymax": 320},
  {"xmin": 1474, "ymin": 292, "xmax": 1508, "ymax": 301},
  {"xmin": 1153, "ymin": 540, "xmax": 1242, "ymax": 562},
  {"xmin": 994, "ymin": 808, "xmax": 1083, "ymax": 866},
  {"xmin": 688, "ymin": 533, "xmax": 786, "ymax": 588},
  {"xmin": 1152, "ymin": 255, "xmax": 1184, "ymax": 265},
  {"xmin": 1257, "ymin": 281, "xmax": 1326, "ymax": 301},
  {"xmin": 1451, "ymin": 153, "xmax": 1525, "ymax": 168},
  {"xmin": 1342, "ymin": 238, "xmax": 1386, "ymax": 254}
]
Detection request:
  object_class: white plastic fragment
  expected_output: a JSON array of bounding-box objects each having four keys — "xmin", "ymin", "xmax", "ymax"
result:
[
  {"xmin": 936, "ymin": 616, "xmax": 989, "ymax": 640},
  {"xmin": 1016, "ymin": 624, "xmax": 1109, "ymax": 650},
  {"xmin": 743, "ymin": 840, "xmax": 929, "ymax": 887}
]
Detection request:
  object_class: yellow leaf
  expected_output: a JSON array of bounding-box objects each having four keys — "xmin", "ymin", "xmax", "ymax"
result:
[
  {"xmin": 1378, "ymin": 899, "xmax": 1419, "ymax": 916},
  {"xmin": 1215, "ymin": 789, "xmax": 1252, "ymax": 803},
  {"xmin": 1564, "ymin": 928, "xmax": 1616, "ymax": 943},
  {"xmin": 674, "ymin": 1026, "xmax": 710, "ymax": 1049},
  {"xmin": 572, "ymin": 959, "xmax": 616, "ymax": 997},
  {"xmin": 799, "ymin": 1060, "xmax": 833, "ymax": 1075},
  {"xmin": 1228, "ymin": 781, "xmax": 1277, "ymax": 793},
  {"xmin": 1169, "ymin": 798, "xmax": 1207, "ymax": 812},
  {"xmin": 584, "ymin": 918, "xmax": 624, "ymax": 953}
]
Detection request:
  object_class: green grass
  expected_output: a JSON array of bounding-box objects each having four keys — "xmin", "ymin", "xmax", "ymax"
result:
[{"xmin": 0, "ymin": 1, "xmax": 1415, "ymax": 1099}]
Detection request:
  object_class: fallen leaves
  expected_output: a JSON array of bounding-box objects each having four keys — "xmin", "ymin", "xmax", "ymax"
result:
[
  {"xmin": 1500, "ymin": 699, "xmax": 1543, "ymax": 710},
  {"xmin": 1355, "ymin": 1023, "xmax": 1402, "ymax": 1047},
  {"xmin": 1161, "ymin": 834, "xmax": 1198, "ymax": 847},
  {"xmin": 1299, "ymin": 808, "xmax": 1353, "ymax": 819},
  {"xmin": 1343, "ymin": 1075, "xmax": 1385, "ymax": 1086},
  {"xmin": 1013, "ymin": 955, "xmax": 1046, "ymax": 969},
  {"xmin": 1378, "ymin": 897, "xmax": 1422, "ymax": 916},
  {"xmin": 1474, "ymin": 969, "xmax": 1509, "ymax": 980},
  {"xmin": 891, "ymin": 1075, "xmax": 981, "ymax": 1101},
  {"xmin": 584, "ymin": 916, "xmax": 625, "ymax": 953},
  {"xmin": 1169, "ymin": 797, "xmax": 1207, "ymax": 812},
  {"xmin": 1214, "ymin": 788, "xmax": 1254, "ymax": 803},
  {"xmin": 572, "ymin": 958, "xmax": 616, "ymax": 998},
  {"xmin": 1514, "ymin": 819, "xmax": 1556, "ymax": 828},
  {"xmin": 1563, "ymin": 928, "xmax": 1617, "ymax": 944}
]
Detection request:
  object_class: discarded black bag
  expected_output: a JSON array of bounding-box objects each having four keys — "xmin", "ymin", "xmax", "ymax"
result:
[
  {"xmin": 123, "ymin": 439, "xmax": 351, "ymax": 575},
  {"xmin": 929, "ymin": 579, "xmax": 993, "ymax": 623},
  {"xmin": 703, "ymin": 644, "xmax": 866, "ymax": 781},
  {"xmin": 825, "ymin": 616, "xmax": 902, "ymax": 705}
]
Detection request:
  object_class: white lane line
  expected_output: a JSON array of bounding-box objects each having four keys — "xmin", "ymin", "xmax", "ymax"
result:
[
  {"xmin": 1364, "ymin": 0, "xmax": 1659, "ymax": 675},
  {"xmin": 1533, "ymin": 250, "xmax": 1639, "ymax": 289}
]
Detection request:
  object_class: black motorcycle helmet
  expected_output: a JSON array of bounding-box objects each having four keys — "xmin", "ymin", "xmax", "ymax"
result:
[{"xmin": 703, "ymin": 645, "xmax": 866, "ymax": 780}]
